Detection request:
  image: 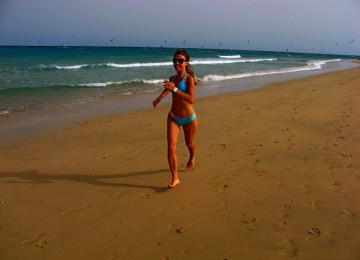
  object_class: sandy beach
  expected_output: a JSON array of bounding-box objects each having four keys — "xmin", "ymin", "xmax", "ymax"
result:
[{"xmin": 1, "ymin": 64, "xmax": 359, "ymax": 259}]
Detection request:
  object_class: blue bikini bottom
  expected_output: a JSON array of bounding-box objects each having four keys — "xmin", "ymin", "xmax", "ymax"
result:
[{"xmin": 169, "ymin": 111, "xmax": 196, "ymax": 126}]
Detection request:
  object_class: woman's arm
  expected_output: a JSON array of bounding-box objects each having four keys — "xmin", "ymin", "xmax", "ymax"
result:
[{"xmin": 153, "ymin": 78, "xmax": 174, "ymax": 108}]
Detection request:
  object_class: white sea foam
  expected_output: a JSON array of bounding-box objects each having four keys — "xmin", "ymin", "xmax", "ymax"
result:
[
  {"xmin": 106, "ymin": 62, "xmax": 172, "ymax": 68},
  {"xmin": 142, "ymin": 79, "xmax": 164, "ymax": 84},
  {"xmin": 78, "ymin": 78, "xmax": 163, "ymax": 88},
  {"xmin": 0, "ymin": 110, "xmax": 10, "ymax": 116},
  {"xmin": 53, "ymin": 64, "xmax": 90, "ymax": 70},
  {"xmin": 192, "ymin": 58, "xmax": 277, "ymax": 65},
  {"xmin": 45, "ymin": 57, "xmax": 276, "ymax": 71},
  {"xmin": 107, "ymin": 58, "xmax": 276, "ymax": 67},
  {"xmin": 218, "ymin": 55, "xmax": 242, "ymax": 58},
  {"xmin": 202, "ymin": 59, "xmax": 341, "ymax": 82},
  {"xmin": 306, "ymin": 59, "xmax": 341, "ymax": 69},
  {"xmin": 79, "ymin": 81, "xmax": 118, "ymax": 87}
]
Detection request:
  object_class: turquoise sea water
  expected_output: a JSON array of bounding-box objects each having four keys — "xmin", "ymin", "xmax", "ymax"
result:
[{"xmin": 0, "ymin": 46, "xmax": 359, "ymax": 115}]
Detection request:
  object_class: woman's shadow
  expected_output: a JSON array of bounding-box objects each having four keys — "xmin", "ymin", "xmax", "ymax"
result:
[{"xmin": 0, "ymin": 169, "xmax": 169, "ymax": 193}]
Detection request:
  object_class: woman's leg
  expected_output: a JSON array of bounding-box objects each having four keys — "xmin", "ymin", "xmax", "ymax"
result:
[
  {"xmin": 167, "ymin": 116, "xmax": 180, "ymax": 187},
  {"xmin": 183, "ymin": 118, "xmax": 197, "ymax": 171}
]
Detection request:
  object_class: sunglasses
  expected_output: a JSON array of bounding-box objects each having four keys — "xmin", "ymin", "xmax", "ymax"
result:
[{"xmin": 172, "ymin": 58, "xmax": 186, "ymax": 64}]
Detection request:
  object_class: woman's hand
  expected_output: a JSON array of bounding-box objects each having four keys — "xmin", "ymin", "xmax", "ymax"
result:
[
  {"xmin": 163, "ymin": 80, "xmax": 176, "ymax": 92},
  {"xmin": 153, "ymin": 97, "xmax": 161, "ymax": 108}
]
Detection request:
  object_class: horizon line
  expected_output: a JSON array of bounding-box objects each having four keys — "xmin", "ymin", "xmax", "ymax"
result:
[{"xmin": 0, "ymin": 45, "xmax": 359, "ymax": 57}]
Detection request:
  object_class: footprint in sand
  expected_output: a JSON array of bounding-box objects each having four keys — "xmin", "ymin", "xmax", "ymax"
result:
[
  {"xmin": 61, "ymin": 204, "xmax": 89, "ymax": 216},
  {"xmin": 311, "ymin": 199, "xmax": 323, "ymax": 210},
  {"xmin": 330, "ymin": 181, "xmax": 344, "ymax": 192},
  {"xmin": 280, "ymin": 200, "xmax": 293, "ymax": 210},
  {"xmin": 273, "ymin": 209, "xmax": 289, "ymax": 219},
  {"xmin": 241, "ymin": 215, "xmax": 257, "ymax": 224},
  {"xmin": 99, "ymin": 154, "xmax": 110, "ymax": 159},
  {"xmin": 34, "ymin": 240, "xmax": 48, "ymax": 248},
  {"xmin": 341, "ymin": 208, "xmax": 353, "ymax": 217},
  {"xmin": 346, "ymin": 163, "xmax": 353, "ymax": 168},
  {"xmin": 246, "ymin": 189, "xmax": 255, "ymax": 194},
  {"xmin": 278, "ymin": 238, "xmax": 298, "ymax": 257},
  {"xmin": 107, "ymin": 252, "xmax": 119, "ymax": 260},
  {"xmin": 274, "ymin": 221, "xmax": 287, "ymax": 231},
  {"xmin": 176, "ymin": 205, "xmax": 186, "ymax": 211},
  {"xmin": 340, "ymin": 151, "xmax": 352, "ymax": 158},
  {"xmin": 112, "ymin": 190, "xmax": 127, "ymax": 199},
  {"xmin": 153, "ymin": 207, "xmax": 165, "ymax": 216},
  {"xmin": 217, "ymin": 143, "xmax": 228, "ymax": 150},
  {"xmin": 214, "ymin": 201, "xmax": 228, "ymax": 213},
  {"xmin": 22, "ymin": 232, "xmax": 48, "ymax": 248},
  {"xmin": 140, "ymin": 193, "xmax": 151, "ymax": 199},
  {"xmin": 176, "ymin": 227, "xmax": 185, "ymax": 234},
  {"xmin": 253, "ymin": 169, "xmax": 265, "ymax": 176},
  {"xmin": 308, "ymin": 227, "xmax": 321, "ymax": 236},
  {"xmin": 298, "ymin": 184, "xmax": 314, "ymax": 194},
  {"xmin": 275, "ymin": 180, "xmax": 284, "ymax": 191},
  {"xmin": 305, "ymin": 227, "xmax": 322, "ymax": 241}
]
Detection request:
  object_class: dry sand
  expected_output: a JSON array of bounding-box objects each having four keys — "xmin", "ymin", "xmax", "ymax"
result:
[{"xmin": 1, "ymin": 64, "xmax": 360, "ymax": 259}]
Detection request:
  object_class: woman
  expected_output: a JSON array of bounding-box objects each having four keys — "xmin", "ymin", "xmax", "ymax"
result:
[{"xmin": 153, "ymin": 49, "xmax": 198, "ymax": 188}]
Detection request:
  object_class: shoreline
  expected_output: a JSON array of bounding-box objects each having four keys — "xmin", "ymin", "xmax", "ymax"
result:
[
  {"xmin": 1, "ymin": 62, "xmax": 359, "ymax": 259},
  {"xmin": 0, "ymin": 59, "xmax": 358, "ymax": 145}
]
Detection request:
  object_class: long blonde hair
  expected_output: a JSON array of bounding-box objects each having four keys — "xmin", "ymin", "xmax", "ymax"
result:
[{"xmin": 174, "ymin": 49, "xmax": 197, "ymax": 85}]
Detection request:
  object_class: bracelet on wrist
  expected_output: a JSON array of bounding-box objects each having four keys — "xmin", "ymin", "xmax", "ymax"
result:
[{"xmin": 172, "ymin": 87, "xmax": 178, "ymax": 93}]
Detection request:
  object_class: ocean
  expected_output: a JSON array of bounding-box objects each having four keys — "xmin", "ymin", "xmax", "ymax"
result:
[{"xmin": 0, "ymin": 46, "xmax": 359, "ymax": 116}]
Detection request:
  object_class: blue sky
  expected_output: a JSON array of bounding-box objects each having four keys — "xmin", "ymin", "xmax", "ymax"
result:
[{"xmin": 1, "ymin": 0, "xmax": 359, "ymax": 55}]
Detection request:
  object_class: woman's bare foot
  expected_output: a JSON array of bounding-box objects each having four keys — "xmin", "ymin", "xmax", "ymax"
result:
[
  {"xmin": 186, "ymin": 158, "xmax": 195, "ymax": 171},
  {"xmin": 168, "ymin": 179, "xmax": 180, "ymax": 189}
]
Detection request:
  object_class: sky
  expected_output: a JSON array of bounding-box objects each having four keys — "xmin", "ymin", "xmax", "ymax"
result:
[{"xmin": 0, "ymin": 0, "xmax": 359, "ymax": 56}]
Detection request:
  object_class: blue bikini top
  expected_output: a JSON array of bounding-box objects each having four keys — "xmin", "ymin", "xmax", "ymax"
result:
[{"xmin": 172, "ymin": 74, "xmax": 188, "ymax": 93}]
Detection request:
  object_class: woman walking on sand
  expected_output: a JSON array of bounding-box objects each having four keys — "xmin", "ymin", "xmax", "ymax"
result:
[{"xmin": 153, "ymin": 49, "xmax": 197, "ymax": 188}]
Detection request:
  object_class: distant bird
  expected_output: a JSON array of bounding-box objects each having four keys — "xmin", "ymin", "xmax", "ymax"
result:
[
  {"xmin": 110, "ymin": 38, "xmax": 114, "ymax": 42},
  {"xmin": 219, "ymin": 43, "xmax": 222, "ymax": 47},
  {"xmin": 247, "ymin": 40, "xmax": 250, "ymax": 44}
]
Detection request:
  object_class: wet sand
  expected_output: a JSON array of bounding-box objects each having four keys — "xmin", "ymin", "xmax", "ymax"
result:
[{"xmin": 1, "ymin": 64, "xmax": 359, "ymax": 259}]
